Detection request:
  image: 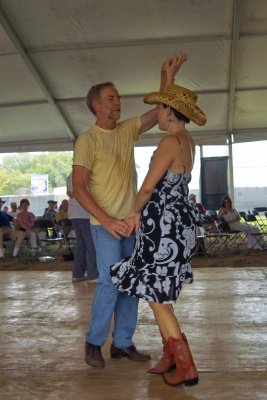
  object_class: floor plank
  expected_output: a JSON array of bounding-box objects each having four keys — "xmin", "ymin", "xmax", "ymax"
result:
[{"xmin": 0, "ymin": 267, "xmax": 267, "ymax": 399}]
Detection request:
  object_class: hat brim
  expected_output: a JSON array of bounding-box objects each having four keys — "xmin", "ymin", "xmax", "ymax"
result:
[{"xmin": 144, "ymin": 91, "xmax": 207, "ymax": 126}]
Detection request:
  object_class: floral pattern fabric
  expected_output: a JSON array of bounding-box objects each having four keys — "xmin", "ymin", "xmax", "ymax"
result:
[{"xmin": 110, "ymin": 170, "xmax": 203, "ymax": 304}]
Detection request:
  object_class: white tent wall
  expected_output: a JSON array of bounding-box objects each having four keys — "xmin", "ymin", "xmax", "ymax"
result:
[{"xmin": 0, "ymin": 0, "xmax": 267, "ymax": 153}]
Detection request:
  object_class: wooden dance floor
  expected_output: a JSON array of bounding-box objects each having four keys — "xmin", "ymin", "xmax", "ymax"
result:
[{"xmin": 0, "ymin": 266, "xmax": 267, "ymax": 400}]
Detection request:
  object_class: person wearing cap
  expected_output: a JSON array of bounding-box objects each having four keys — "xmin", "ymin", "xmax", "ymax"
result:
[
  {"xmin": 111, "ymin": 71, "xmax": 207, "ymax": 386},
  {"xmin": 72, "ymin": 52, "xmax": 187, "ymax": 369},
  {"xmin": 0, "ymin": 198, "xmax": 25, "ymax": 258},
  {"xmin": 3, "ymin": 205, "xmax": 9, "ymax": 214},
  {"xmin": 43, "ymin": 200, "xmax": 57, "ymax": 221}
]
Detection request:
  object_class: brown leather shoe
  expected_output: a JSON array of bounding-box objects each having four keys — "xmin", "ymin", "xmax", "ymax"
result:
[
  {"xmin": 85, "ymin": 342, "xmax": 105, "ymax": 368},
  {"xmin": 110, "ymin": 344, "xmax": 151, "ymax": 362}
]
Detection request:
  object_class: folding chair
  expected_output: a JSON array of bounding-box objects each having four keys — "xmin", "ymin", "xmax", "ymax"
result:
[
  {"xmin": 252, "ymin": 207, "xmax": 267, "ymax": 231},
  {"xmin": 195, "ymin": 226, "xmax": 206, "ymax": 256},
  {"xmin": 245, "ymin": 214, "xmax": 266, "ymax": 253},
  {"xmin": 238, "ymin": 211, "xmax": 247, "ymax": 221},
  {"xmin": 56, "ymin": 219, "xmax": 76, "ymax": 259},
  {"xmin": 201, "ymin": 215, "xmax": 231, "ymax": 256},
  {"xmin": 219, "ymin": 217, "xmax": 247, "ymax": 251},
  {"xmin": 34, "ymin": 219, "xmax": 63, "ymax": 248},
  {"xmin": 254, "ymin": 207, "xmax": 267, "ymax": 212},
  {"xmin": 203, "ymin": 215, "xmax": 245, "ymax": 256}
]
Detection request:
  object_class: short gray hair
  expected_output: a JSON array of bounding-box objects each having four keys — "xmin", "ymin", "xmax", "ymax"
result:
[{"xmin": 86, "ymin": 81, "xmax": 115, "ymax": 115}]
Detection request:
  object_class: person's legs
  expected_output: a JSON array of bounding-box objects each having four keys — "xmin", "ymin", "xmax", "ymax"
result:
[
  {"xmin": 149, "ymin": 302, "xmax": 182, "ymax": 340},
  {"xmin": 0, "ymin": 229, "xmax": 16, "ymax": 256},
  {"xmin": 109, "ymin": 235, "xmax": 150, "ymax": 361},
  {"xmin": 112, "ymin": 235, "xmax": 138, "ymax": 347},
  {"xmin": 10, "ymin": 230, "xmax": 25, "ymax": 256},
  {"xmin": 86, "ymin": 226, "xmax": 124, "ymax": 346},
  {"xmin": 235, "ymin": 223, "xmax": 264, "ymax": 249},
  {"xmin": 71, "ymin": 219, "xmax": 87, "ymax": 279},
  {"xmin": 246, "ymin": 225, "xmax": 265, "ymax": 248},
  {"xmin": 149, "ymin": 302, "xmax": 198, "ymax": 386},
  {"xmin": 28, "ymin": 230, "xmax": 38, "ymax": 249},
  {"xmin": 0, "ymin": 231, "xmax": 4, "ymax": 257},
  {"xmin": 148, "ymin": 303, "xmax": 178, "ymax": 374},
  {"xmin": 21, "ymin": 230, "xmax": 38, "ymax": 256},
  {"xmin": 86, "ymin": 228, "xmax": 138, "ymax": 347},
  {"xmin": 163, "ymin": 336, "xmax": 198, "ymax": 386},
  {"xmin": 37, "ymin": 230, "xmax": 46, "ymax": 247},
  {"xmin": 85, "ymin": 226, "xmax": 150, "ymax": 367},
  {"xmin": 79, "ymin": 219, "xmax": 98, "ymax": 280}
]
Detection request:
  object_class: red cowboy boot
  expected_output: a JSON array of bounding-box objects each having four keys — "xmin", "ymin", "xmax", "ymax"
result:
[
  {"xmin": 162, "ymin": 337, "xmax": 198, "ymax": 386},
  {"xmin": 148, "ymin": 333, "xmax": 187, "ymax": 374},
  {"xmin": 148, "ymin": 338, "xmax": 174, "ymax": 374}
]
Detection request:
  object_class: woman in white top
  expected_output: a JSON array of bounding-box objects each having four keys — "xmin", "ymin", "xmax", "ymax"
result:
[{"xmin": 218, "ymin": 196, "xmax": 264, "ymax": 249}]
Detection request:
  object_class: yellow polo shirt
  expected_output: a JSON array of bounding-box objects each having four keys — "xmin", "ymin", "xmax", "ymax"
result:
[{"xmin": 73, "ymin": 117, "xmax": 141, "ymax": 225}]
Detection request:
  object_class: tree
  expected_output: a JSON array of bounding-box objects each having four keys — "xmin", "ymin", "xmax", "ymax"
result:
[
  {"xmin": 0, "ymin": 152, "xmax": 73, "ymax": 195},
  {"xmin": 0, "ymin": 169, "xmax": 9, "ymax": 193}
]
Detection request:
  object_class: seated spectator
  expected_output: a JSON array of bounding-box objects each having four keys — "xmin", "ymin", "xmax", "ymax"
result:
[
  {"xmin": 55, "ymin": 199, "xmax": 69, "ymax": 222},
  {"xmin": 188, "ymin": 194, "xmax": 206, "ymax": 255},
  {"xmin": 55, "ymin": 199, "xmax": 74, "ymax": 238},
  {"xmin": 3, "ymin": 205, "xmax": 9, "ymax": 214},
  {"xmin": 16, "ymin": 198, "xmax": 39, "ymax": 256},
  {"xmin": 8, "ymin": 202, "xmax": 18, "ymax": 218},
  {"xmin": 218, "ymin": 196, "xmax": 264, "ymax": 249},
  {"xmin": 0, "ymin": 198, "xmax": 25, "ymax": 258},
  {"xmin": 43, "ymin": 200, "xmax": 57, "ymax": 221},
  {"xmin": 189, "ymin": 194, "xmax": 206, "ymax": 215},
  {"xmin": 7, "ymin": 202, "xmax": 20, "ymax": 229}
]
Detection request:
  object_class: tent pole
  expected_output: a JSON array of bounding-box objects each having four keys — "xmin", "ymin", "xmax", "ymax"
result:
[{"xmin": 228, "ymin": 133, "xmax": 235, "ymax": 206}]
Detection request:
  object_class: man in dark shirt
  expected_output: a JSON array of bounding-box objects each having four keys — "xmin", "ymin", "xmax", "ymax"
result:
[
  {"xmin": 43, "ymin": 200, "xmax": 58, "ymax": 221},
  {"xmin": 0, "ymin": 198, "xmax": 25, "ymax": 258}
]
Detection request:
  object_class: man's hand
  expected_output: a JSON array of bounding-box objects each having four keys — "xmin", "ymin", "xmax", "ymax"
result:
[
  {"xmin": 101, "ymin": 216, "xmax": 129, "ymax": 240},
  {"xmin": 124, "ymin": 211, "xmax": 141, "ymax": 236}
]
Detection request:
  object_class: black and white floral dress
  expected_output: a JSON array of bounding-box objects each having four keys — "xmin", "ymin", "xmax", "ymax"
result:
[{"xmin": 110, "ymin": 170, "xmax": 203, "ymax": 304}]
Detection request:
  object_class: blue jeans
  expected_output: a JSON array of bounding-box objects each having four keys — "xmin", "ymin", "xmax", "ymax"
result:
[
  {"xmin": 86, "ymin": 225, "xmax": 138, "ymax": 347},
  {"xmin": 71, "ymin": 219, "xmax": 98, "ymax": 280}
]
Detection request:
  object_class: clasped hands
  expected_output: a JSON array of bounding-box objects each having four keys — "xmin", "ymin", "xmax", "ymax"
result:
[{"xmin": 105, "ymin": 211, "xmax": 141, "ymax": 239}]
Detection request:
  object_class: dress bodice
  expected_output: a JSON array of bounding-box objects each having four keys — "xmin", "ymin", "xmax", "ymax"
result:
[{"xmin": 152, "ymin": 170, "xmax": 191, "ymax": 202}]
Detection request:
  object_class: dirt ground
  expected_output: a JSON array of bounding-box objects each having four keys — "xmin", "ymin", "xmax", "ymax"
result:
[
  {"xmin": 0, "ymin": 249, "xmax": 266, "ymax": 271},
  {"xmin": 192, "ymin": 250, "xmax": 267, "ymax": 268}
]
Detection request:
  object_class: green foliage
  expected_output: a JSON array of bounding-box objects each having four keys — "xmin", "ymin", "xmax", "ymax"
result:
[
  {"xmin": 0, "ymin": 152, "xmax": 73, "ymax": 195},
  {"xmin": 0, "ymin": 169, "xmax": 9, "ymax": 192}
]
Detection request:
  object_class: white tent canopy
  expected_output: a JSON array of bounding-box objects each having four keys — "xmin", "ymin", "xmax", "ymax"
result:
[{"xmin": 0, "ymin": 0, "xmax": 267, "ymax": 153}]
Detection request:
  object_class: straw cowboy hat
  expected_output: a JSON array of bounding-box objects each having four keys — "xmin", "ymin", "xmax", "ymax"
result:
[{"xmin": 144, "ymin": 84, "xmax": 207, "ymax": 126}]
